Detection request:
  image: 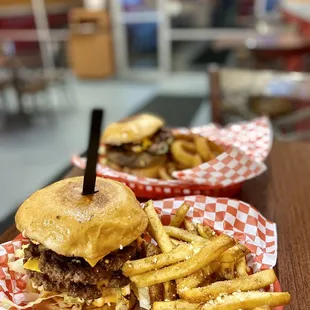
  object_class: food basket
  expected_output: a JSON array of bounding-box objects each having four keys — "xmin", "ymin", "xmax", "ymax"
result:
[
  {"xmin": 73, "ymin": 117, "xmax": 273, "ymax": 199},
  {"xmin": 0, "ymin": 195, "xmax": 283, "ymax": 310}
]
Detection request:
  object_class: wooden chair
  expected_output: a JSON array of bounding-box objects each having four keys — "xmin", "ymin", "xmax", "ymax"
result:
[
  {"xmin": 208, "ymin": 65, "xmax": 310, "ymax": 141},
  {"xmin": 0, "ymin": 76, "xmax": 12, "ymax": 114},
  {"xmin": 45, "ymin": 69, "xmax": 75, "ymax": 108},
  {"xmin": 18, "ymin": 78, "xmax": 49, "ymax": 111}
]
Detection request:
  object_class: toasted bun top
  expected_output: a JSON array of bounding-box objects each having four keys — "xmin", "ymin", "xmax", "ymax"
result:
[
  {"xmin": 102, "ymin": 114, "xmax": 164, "ymax": 145},
  {"xmin": 15, "ymin": 177, "xmax": 148, "ymax": 261}
]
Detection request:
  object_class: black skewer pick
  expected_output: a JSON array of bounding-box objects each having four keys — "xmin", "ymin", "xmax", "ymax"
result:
[{"xmin": 82, "ymin": 109, "xmax": 103, "ymax": 195}]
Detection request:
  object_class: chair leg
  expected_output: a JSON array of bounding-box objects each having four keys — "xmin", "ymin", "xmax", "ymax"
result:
[
  {"xmin": 208, "ymin": 64, "xmax": 222, "ymax": 124},
  {"xmin": 32, "ymin": 94, "xmax": 40, "ymax": 112},
  {"xmin": 0, "ymin": 91, "xmax": 8, "ymax": 114}
]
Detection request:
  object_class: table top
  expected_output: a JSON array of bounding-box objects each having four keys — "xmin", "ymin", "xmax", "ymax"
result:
[
  {"xmin": 246, "ymin": 33, "xmax": 310, "ymax": 51},
  {"xmin": 220, "ymin": 68, "xmax": 310, "ymax": 102},
  {"xmin": 0, "ymin": 140, "xmax": 309, "ymax": 309}
]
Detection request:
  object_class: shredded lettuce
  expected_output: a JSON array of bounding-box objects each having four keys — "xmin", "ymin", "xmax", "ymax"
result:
[
  {"xmin": 8, "ymin": 258, "xmax": 26, "ymax": 274},
  {"xmin": 137, "ymin": 287, "xmax": 151, "ymax": 310},
  {"xmin": 1, "ymin": 294, "xmax": 62, "ymax": 310}
]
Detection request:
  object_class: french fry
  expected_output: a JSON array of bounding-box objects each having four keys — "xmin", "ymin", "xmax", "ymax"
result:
[
  {"xmin": 194, "ymin": 135, "xmax": 213, "ymax": 162},
  {"xmin": 130, "ymin": 235, "xmax": 235, "ymax": 288},
  {"xmin": 236, "ymin": 257, "xmax": 248, "ymax": 277},
  {"xmin": 126, "ymin": 202, "xmax": 289, "ymax": 310},
  {"xmin": 153, "ymin": 300, "xmax": 199, "ymax": 310},
  {"xmin": 164, "ymin": 226, "xmax": 208, "ymax": 244},
  {"xmin": 177, "ymin": 270, "xmax": 206, "ymax": 293},
  {"xmin": 163, "ymin": 281, "xmax": 177, "ymax": 301},
  {"xmin": 177, "ymin": 262, "xmax": 221, "ymax": 296},
  {"xmin": 181, "ymin": 269, "xmax": 277, "ymax": 302},
  {"xmin": 202, "ymin": 262, "xmax": 221, "ymax": 277},
  {"xmin": 184, "ymin": 219, "xmax": 198, "ymax": 234},
  {"xmin": 219, "ymin": 262, "xmax": 235, "ymax": 280},
  {"xmin": 197, "ymin": 224, "xmax": 216, "ymax": 240},
  {"xmin": 170, "ymin": 203, "xmax": 190, "ymax": 227},
  {"xmin": 144, "ymin": 201, "xmax": 179, "ymax": 300},
  {"xmin": 170, "ymin": 239, "xmax": 185, "ymax": 246},
  {"xmin": 158, "ymin": 166, "xmax": 173, "ymax": 180},
  {"xmin": 164, "ymin": 227, "xmax": 248, "ymax": 264},
  {"xmin": 199, "ymin": 292, "xmax": 291, "ymax": 310},
  {"xmin": 144, "ymin": 201, "xmax": 174, "ymax": 253},
  {"xmin": 122, "ymin": 244, "xmax": 196, "ymax": 277},
  {"xmin": 217, "ymin": 244, "xmax": 250, "ymax": 263}
]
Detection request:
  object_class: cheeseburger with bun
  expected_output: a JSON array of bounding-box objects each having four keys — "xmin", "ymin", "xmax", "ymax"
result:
[
  {"xmin": 15, "ymin": 176, "xmax": 148, "ymax": 309},
  {"xmin": 101, "ymin": 114, "xmax": 173, "ymax": 178}
]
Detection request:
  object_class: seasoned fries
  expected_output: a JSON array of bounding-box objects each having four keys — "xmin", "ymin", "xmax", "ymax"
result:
[
  {"xmin": 197, "ymin": 223, "xmax": 216, "ymax": 240},
  {"xmin": 181, "ymin": 270, "xmax": 277, "ymax": 302},
  {"xmin": 125, "ymin": 200, "xmax": 290, "ymax": 310},
  {"xmin": 153, "ymin": 300, "xmax": 199, "ymax": 310},
  {"xmin": 199, "ymin": 292, "xmax": 291, "ymax": 310},
  {"xmin": 122, "ymin": 243, "xmax": 197, "ymax": 277},
  {"xmin": 184, "ymin": 219, "xmax": 197, "ymax": 234},
  {"xmin": 170, "ymin": 203, "xmax": 190, "ymax": 227},
  {"xmin": 217, "ymin": 244, "xmax": 250, "ymax": 263},
  {"xmin": 130, "ymin": 235, "xmax": 235, "ymax": 287},
  {"xmin": 163, "ymin": 281, "xmax": 177, "ymax": 301},
  {"xmin": 144, "ymin": 201, "xmax": 174, "ymax": 253},
  {"xmin": 164, "ymin": 226, "xmax": 208, "ymax": 244},
  {"xmin": 236, "ymin": 257, "xmax": 248, "ymax": 277}
]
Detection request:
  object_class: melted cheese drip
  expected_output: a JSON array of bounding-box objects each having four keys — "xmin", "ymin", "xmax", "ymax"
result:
[
  {"xmin": 84, "ymin": 257, "xmax": 101, "ymax": 267},
  {"xmin": 24, "ymin": 258, "xmax": 41, "ymax": 273}
]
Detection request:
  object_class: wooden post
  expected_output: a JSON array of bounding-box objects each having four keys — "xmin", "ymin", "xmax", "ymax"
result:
[{"xmin": 208, "ymin": 64, "xmax": 222, "ymax": 125}]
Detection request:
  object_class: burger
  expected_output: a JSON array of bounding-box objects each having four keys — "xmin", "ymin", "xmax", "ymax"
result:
[
  {"xmin": 15, "ymin": 176, "xmax": 148, "ymax": 309},
  {"xmin": 101, "ymin": 114, "xmax": 173, "ymax": 178}
]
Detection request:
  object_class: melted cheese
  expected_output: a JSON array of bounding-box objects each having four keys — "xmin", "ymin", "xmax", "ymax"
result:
[
  {"xmin": 92, "ymin": 295, "xmax": 117, "ymax": 306},
  {"xmin": 132, "ymin": 138, "xmax": 152, "ymax": 153},
  {"xmin": 142, "ymin": 138, "xmax": 152, "ymax": 149},
  {"xmin": 84, "ymin": 257, "xmax": 101, "ymax": 267},
  {"xmin": 96, "ymin": 275, "xmax": 112, "ymax": 289},
  {"xmin": 24, "ymin": 258, "xmax": 41, "ymax": 273}
]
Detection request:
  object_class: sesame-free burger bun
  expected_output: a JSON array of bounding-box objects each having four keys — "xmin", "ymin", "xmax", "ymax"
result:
[
  {"xmin": 15, "ymin": 177, "xmax": 148, "ymax": 262},
  {"xmin": 113, "ymin": 160, "xmax": 166, "ymax": 179},
  {"xmin": 34, "ymin": 300, "xmax": 116, "ymax": 310},
  {"xmin": 101, "ymin": 114, "xmax": 164, "ymax": 145}
]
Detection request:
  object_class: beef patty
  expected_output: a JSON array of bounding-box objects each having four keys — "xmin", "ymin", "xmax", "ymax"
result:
[{"xmin": 24, "ymin": 242, "xmax": 135, "ymax": 300}]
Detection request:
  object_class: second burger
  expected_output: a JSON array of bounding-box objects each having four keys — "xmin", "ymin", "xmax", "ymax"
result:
[{"xmin": 101, "ymin": 114, "xmax": 173, "ymax": 178}]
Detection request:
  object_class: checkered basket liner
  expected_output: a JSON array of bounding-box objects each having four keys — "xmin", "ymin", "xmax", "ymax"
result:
[
  {"xmin": 72, "ymin": 117, "xmax": 272, "ymax": 199},
  {"xmin": 0, "ymin": 195, "xmax": 282, "ymax": 309}
]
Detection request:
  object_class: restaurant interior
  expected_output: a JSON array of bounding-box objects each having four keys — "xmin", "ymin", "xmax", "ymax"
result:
[{"xmin": 0, "ymin": 1, "xmax": 309, "ymax": 309}]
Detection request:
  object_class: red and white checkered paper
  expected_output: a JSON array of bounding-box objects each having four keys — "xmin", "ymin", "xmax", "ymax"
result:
[
  {"xmin": 72, "ymin": 117, "xmax": 272, "ymax": 199},
  {"xmin": 0, "ymin": 195, "xmax": 282, "ymax": 310}
]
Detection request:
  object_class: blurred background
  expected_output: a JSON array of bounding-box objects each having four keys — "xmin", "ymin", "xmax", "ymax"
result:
[{"xmin": 1, "ymin": 0, "xmax": 310, "ymax": 228}]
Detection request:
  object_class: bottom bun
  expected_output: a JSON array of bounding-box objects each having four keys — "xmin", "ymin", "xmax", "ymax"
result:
[
  {"xmin": 34, "ymin": 293, "xmax": 137, "ymax": 310},
  {"xmin": 34, "ymin": 301, "xmax": 114, "ymax": 310},
  {"xmin": 107, "ymin": 161, "xmax": 164, "ymax": 179},
  {"xmin": 122, "ymin": 163, "xmax": 165, "ymax": 179}
]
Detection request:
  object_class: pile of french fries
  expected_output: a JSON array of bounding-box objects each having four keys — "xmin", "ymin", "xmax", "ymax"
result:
[
  {"xmin": 159, "ymin": 134, "xmax": 225, "ymax": 180},
  {"xmin": 122, "ymin": 202, "xmax": 290, "ymax": 310}
]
